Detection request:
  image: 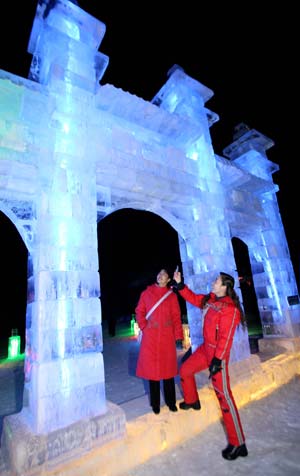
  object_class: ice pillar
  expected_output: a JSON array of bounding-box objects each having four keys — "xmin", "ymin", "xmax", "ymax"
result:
[{"xmin": 23, "ymin": 0, "xmax": 109, "ymax": 433}]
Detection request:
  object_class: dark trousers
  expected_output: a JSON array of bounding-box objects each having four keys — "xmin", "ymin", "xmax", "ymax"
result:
[{"xmin": 149, "ymin": 377, "xmax": 176, "ymax": 408}]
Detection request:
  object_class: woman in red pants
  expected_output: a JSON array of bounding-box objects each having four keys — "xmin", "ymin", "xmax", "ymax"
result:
[{"xmin": 173, "ymin": 270, "xmax": 248, "ymax": 461}]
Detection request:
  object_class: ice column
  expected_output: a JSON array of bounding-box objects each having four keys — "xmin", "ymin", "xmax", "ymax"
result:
[
  {"xmin": 152, "ymin": 66, "xmax": 247, "ymax": 354},
  {"xmin": 223, "ymin": 125, "xmax": 300, "ymax": 337},
  {"xmin": 23, "ymin": 0, "xmax": 109, "ymax": 433}
]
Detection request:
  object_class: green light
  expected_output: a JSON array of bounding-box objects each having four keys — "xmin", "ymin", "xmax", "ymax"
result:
[
  {"xmin": 8, "ymin": 335, "xmax": 21, "ymax": 359},
  {"xmin": 130, "ymin": 314, "xmax": 136, "ymax": 329}
]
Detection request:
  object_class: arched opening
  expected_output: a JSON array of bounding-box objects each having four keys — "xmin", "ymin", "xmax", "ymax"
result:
[
  {"xmin": 97, "ymin": 208, "xmax": 186, "ymax": 337},
  {"xmin": 0, "ymin": 211, "xmax": 28, "ymax": 358},
  {"xmin": 232, "ymin": 237, "xmax": 262, "ymax": 352},
  {"xmin": 0, "ymin": 211, "xmax": 27, "ymax": 439}
]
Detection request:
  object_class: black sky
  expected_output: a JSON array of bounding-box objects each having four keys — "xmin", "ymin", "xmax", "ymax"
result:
[{"xmin": 0, "ymin": 1, "xmax": 298, "ymax": 291}]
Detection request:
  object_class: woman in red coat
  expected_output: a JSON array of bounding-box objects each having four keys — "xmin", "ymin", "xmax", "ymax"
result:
[
  {"xmin": 136, "ymin": 268, "xmax": 184, "ymax": 414},
  {"xmin": 173, "ymin": 270, "xmax": 248, "ymax": 461}
]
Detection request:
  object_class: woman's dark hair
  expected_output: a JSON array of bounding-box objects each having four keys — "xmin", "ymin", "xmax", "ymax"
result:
[
  {"xmin": 220, "ymin": 272, "xmax": 246, "ymax": 328},
  {"xmin": 202, "ymin": 272, "xmax": 246, "ymax": 328},
  {"xmin": 220, "ymin": 272, "xmax": 235, "ymax": 288},
  {"xmin": 156, "ymin": 268, "xmax": 173, "ymax": 287},
  {"xmin": 159, "ymin": 267, "xmax": 177, "ymax": 288}
]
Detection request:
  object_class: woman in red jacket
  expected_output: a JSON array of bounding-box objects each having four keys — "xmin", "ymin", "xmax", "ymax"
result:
[
  {"xmin": 136, "ymin": 268, "xmax": 184, "ymax": 414},
  {"xmin": 173, "ymin": 270, "xmax": 248, "ymax": 461}
]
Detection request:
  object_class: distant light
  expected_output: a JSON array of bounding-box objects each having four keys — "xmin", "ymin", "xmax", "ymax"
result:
[
  {"xmin": 8, "ymin": 335, "xmax": 21, "ymax": 359},
  {"xmin": 182, "ymin": 324, "xmax": 191, "ymax": 349},
  {"xmin": 130, "ymin": 314, "xmax": 136, "ymax": 330}
]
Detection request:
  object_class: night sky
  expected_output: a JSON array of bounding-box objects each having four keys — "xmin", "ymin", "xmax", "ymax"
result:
[{"xmin": 0, "ymin": 2, "xmax": 298, "ymax": 341}]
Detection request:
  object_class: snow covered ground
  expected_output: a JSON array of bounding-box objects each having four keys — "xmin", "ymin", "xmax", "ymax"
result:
[
  {"xmin": 124, "ymin": 376, "xmax": 300, "ymax": 476},
  {"xmin": 1, "ymin": 321, "xmax": 299, "ymax": 476}
]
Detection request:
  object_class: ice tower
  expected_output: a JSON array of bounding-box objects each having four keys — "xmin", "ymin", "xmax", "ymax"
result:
[{"xmin": 0, "ymin": 1, "xmax": 299, "ymax": 474}]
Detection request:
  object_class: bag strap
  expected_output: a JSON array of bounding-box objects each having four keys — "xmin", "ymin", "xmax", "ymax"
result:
[{"xmin": 145, "ymin": 289, "xmax": 173, "ymax": 320}]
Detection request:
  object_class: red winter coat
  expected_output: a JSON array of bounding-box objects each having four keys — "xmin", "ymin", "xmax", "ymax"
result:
[
  {"xmin": 178, "ymin": 287, "xmax": 241, "ymax": 361},
  {"xmin": 136, "ymin": 284, "xmax": 183, "ymax": 381}
]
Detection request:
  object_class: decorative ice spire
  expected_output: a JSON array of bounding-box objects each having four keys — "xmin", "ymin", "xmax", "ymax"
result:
[{"xmin": 27, "ymin": 0, "xmax": 109, "ymax": 92}]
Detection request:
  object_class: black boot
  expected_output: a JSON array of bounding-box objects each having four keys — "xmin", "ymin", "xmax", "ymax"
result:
[
  {"xmin": 179, "ymin": 400, "xmax": 201, "ymax": 410},
  {"xmin": 152, "ymin": 406, "xmax": 160, "ymax": 414},
  {"xmin": 222, "ymin": 443, "xmax": 248, "ymax": 460}
]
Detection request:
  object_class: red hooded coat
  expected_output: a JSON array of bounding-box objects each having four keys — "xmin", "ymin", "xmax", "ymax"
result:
[{"xmin": 136, "ymin": 284, "xmax": 183, "ymax": 381}]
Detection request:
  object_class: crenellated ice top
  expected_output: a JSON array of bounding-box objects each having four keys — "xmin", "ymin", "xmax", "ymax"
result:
[{"xmin": 27, "ymin": 0, "xmax": 109, "ymax": 90}]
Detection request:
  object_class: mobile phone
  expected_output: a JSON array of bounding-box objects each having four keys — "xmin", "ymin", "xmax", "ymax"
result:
[{"xmin": 175, "ymin": 265, "xmax": 179, "ymax": 272}]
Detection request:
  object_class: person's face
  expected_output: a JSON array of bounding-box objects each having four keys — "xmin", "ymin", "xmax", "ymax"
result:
[
  {"xmin": 156, "ymin": 269, "xmax": 171, "ymax": 287},
  {"xmin": 212, "ymin": 275, "xmax": 226, "ymax": 297}
]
